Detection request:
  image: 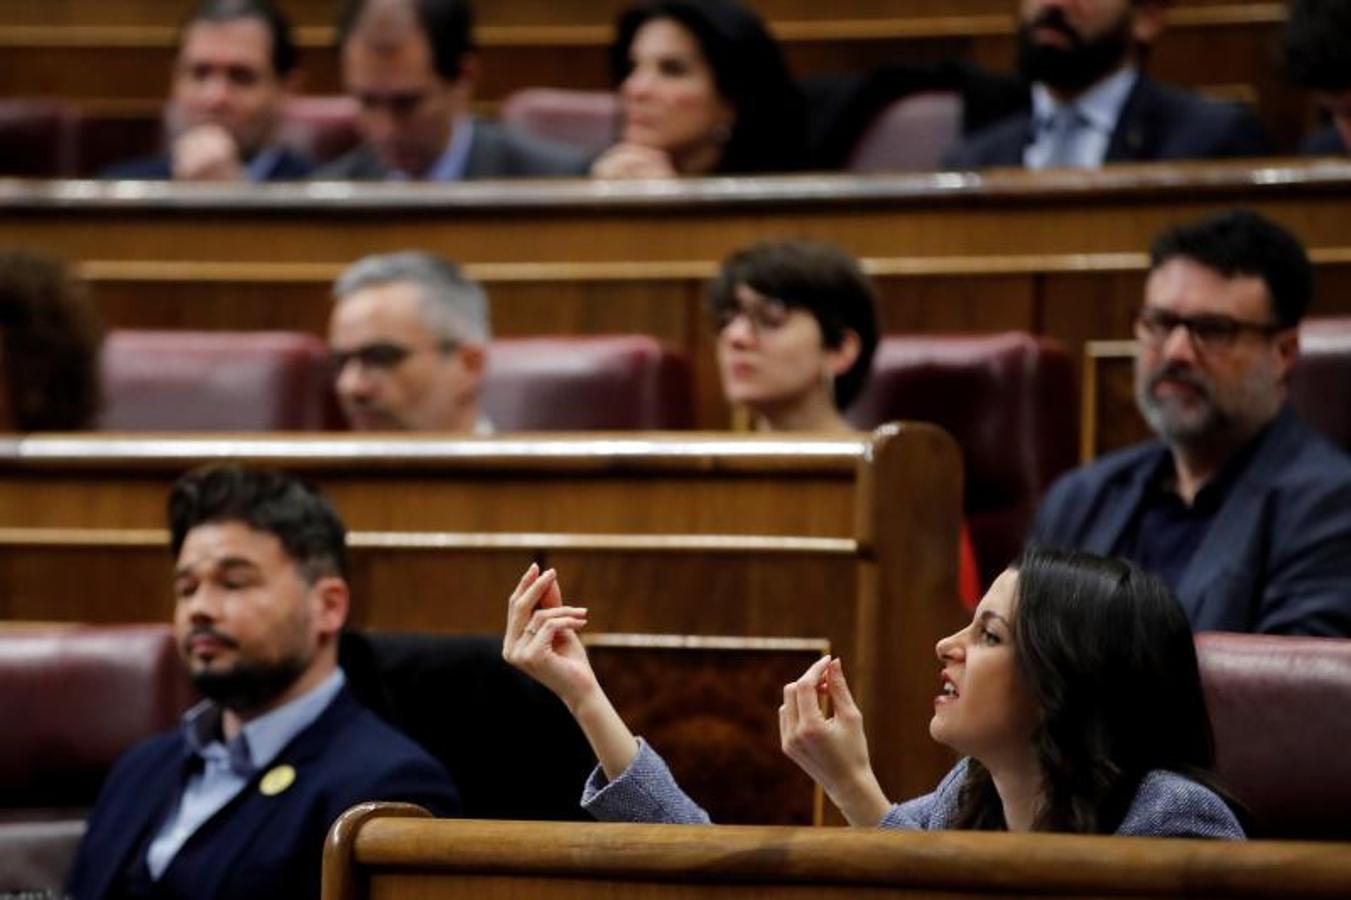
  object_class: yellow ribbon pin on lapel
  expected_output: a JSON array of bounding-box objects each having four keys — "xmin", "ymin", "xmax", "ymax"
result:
[{"xmin": 259, "ymin": 764, "xmax": 296, "ymax": 797}]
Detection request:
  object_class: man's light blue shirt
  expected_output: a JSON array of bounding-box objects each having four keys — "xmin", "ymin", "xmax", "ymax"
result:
[
  {"xmin": 244, "ymin": 146, "xmax": 285, "ymax": 182},
  {"xmin": 389, "ymin": 116, "xmax": 476, "ymax": 182},
  {"xmin": 145, "ymin": 668, "xmax": 347, "ymax": 879},
  {"xmin": 1024, "ymin": 67, "xmax": 1138, "ymax": 169}
]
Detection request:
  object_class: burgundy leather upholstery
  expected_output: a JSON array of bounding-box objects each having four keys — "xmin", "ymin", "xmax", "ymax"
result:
[
  {"xmin": 0, "ymin": 624, "xmax": 190, "ymax": 811},
  {"xmin": 847, "ymin": 333, "xmax": 1079, "ymax": 582},
  {"xmin": 499, "ymin": 89, "xmax": 619, "ymax": 156},
  {"xmin": 847, "ymin": 91, "xmax": 963, "ymax": 173},
  {"xmin": 483, "ymin": 336, "xmax": 693, "ymax": 430},
  {"xmin": 0, "ymin": 100, "xmax": 80, "ymax": 177},
  {"xmin": 277, "ymin": 95, "xmax": 363, "ymax": 165},
  {"xmin": 99, "ymin": 329, "xmax": 341, "ymax": 431},
  {"xmin": 1196, "ymin": 632, "xmax": 1351, "ymax": 839},
  {"xmin": 1291, "ymin": 317, "xmax": 1351, "ymax": 452}
]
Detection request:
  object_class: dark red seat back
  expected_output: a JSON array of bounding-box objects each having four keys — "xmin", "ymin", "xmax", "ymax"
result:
[
  {"xmin": 482, "ymin": 336, "xmax": 694, "ymax": 430},
  {"xmin": 99, "ymin": 329, "xmax": 340, "ymax": 431},
  {"xmin": 1291, "ymin": 317, "xmax": 1351, "ymax": 452},
  {"xmin": 1196, "ymin": 632, "xmax": 1351, "ymax": 840},
  {"xmin": 847, "ymin": 333, "xmax": 1079, "ymax": 582},
  {"xmin": 0, "ymin": 100, "xmax": 80, "ymax": 177}
]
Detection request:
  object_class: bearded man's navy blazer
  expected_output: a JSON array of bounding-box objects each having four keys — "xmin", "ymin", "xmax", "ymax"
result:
[
  {"xmin": 67, "ymin": 686, "xmax": 459, "ymax": 900},
  {"xmin": 1030, "ymin": 406, "xmax": 1351, "ymax": 636},
  {"xmin": 944, "ymin": 75, "xmax": 1268, "ymax": 168}
]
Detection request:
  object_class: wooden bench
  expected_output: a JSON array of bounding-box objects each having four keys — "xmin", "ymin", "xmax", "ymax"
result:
[
  {"xmin": 320, "ymin": 805, "xmax": 1351, "ymax": 900},
  {"xmin": 0, "ymin": 427, "xmax": 964, "ymax": 802}
]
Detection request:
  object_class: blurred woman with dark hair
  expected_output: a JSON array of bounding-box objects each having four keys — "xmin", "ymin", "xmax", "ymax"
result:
[
  {"xmin": 0, "ymin": 251, "xmax": 103, "ymax": 431},
  {"xmin": 592, "ymin": 0, "xmax": 810, "ymax": 178},
  {"xmin": 503, "ymin": 546, "xmax": 1243, "ymax": 837}
]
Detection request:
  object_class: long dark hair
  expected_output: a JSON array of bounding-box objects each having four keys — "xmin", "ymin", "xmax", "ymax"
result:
[
  {"xmin": 952, "ymin": 547, "xmax": 1219, "ymax": 833},
  {"xmin": 610, "ymin": 0, "xmax": 810, "ymax": 174}
]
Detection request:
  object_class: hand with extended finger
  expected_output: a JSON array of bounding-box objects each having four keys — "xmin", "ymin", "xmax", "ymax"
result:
[
  {"xmin": 779, "ymin": 656, "xmax": 892, "ymax": 826},
  {"xmin": 502, "ymin": 564, "xmax": 597, "ymax": 712},
  {"xmin": 171, "ymin": 123, "xmax": 246, "ymax": 181}
]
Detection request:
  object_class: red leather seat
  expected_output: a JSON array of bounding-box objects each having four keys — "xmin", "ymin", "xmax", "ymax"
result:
[
  {"xmin": 846, "ymin": 91, "xmax": 962, "ymax": 173},
  {"xmin": 277, "ymin": 95, "xmax": 363, "ymax": 165},
  {"xmin": 483, "ymin": 336, "xmax": 693, "ymax": 430},
  {"xmin": 0, "ymin": 100, "xmax": 80, "ymax": 177},
  {"xmin": 1291, "ymin": 317, "xmax": 1351, "ymax": 452},
  {"xmin": 1196, "ymin": 632, "xmax": 1351, "ymax": 839},
  {"xmin": 499, "ymin": 89, "xmax": 619, "ymax": 156},
  {"xmin": 847, "ymin": 333, "xmax": 1079, "ymax": 583},
  {"xmin": 99, "ymin": 330, "xmax": 340, "ymax": 431}
]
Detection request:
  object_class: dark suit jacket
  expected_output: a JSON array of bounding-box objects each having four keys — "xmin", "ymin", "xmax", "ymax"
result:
[
  {"xmin": 944, "ymin": 74, "xmax": 1268, "ymax": 168},
  {"xmin": 1300, "ymin": 124, "xmax": 1347, "ymax": 156},
  {"xmin": 1030, "ymin": 406, "xmax": 1351, "ymax": 636},
  {"xmin": 102, "ymin": 147, "xmax": 314, "ymax": 181},
  {"xmin": 66, "ymin": 686, "xmax": 460, "ymax": 900},
  {"xmin": 316, "ymin": 118, "xmax": 591, "ymax": 180}
]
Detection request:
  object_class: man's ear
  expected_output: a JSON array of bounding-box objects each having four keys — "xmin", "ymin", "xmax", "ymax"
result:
[
  {"xmin": 452, "ymin": 52, "xmax": 480, "ymax": 95},
  {"xmin": 311, "ymin": 576, "xmax": 350, "ymax": 639},
  {"xmin": 1131, "ymin": 1, "xmax": 1168, "ymax": 47},
  {"xmin": 457, "ymin": 342, "xmax": 487, "ymax": 383},
  {"xmin": 1273, "ymin": 327, "xmax": 1300, "ymax": 386},
  {"xmin": 827, "ymin": 330, "xmax": 862, "ymax": 379}
]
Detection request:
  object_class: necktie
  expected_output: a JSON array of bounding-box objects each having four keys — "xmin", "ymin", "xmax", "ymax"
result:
[{"xmin": 1041, "ymin": 107, "xmax": 1089, "ymax": 169}]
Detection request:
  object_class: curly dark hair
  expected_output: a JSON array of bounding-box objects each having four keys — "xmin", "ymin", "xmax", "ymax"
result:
[
  {"xmin": 708, "ymin": 239, "xmax": 879, "ymax": 410},
  {"xmin": 610, "ymin": 0, "xmax": 810, "ymax": 174},
  {"xmin": 0, "ymin": 251, "xmax": 103, "ymax": 431},
  {"xmin": 1282, "ymin": 0, "xmax": 1351, "ymax": 92},
  {"xmin": 951, "ymin": 547, "xmax": 1223, "ymax": 833},
  {"xmin": 169, "ymin": 464, "xmax": 349, "ymax": 584}
]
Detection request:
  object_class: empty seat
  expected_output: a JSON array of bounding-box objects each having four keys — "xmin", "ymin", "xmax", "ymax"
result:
[
  {"xmin": 847, "ymin": 91, "xmax": 963, "ymax": 173},
  {"xmin": 1291, "ymin": 317, "xmax": 1351, "ymax": 452},
  {"xmin": 0, "ymin": 100, "xmax": 80, "ymax": 177},
  {"xmin": 1197, "ymin": 632, "xmax": 1351, "ymax": 839},
  {"xmin": 499, "ymin": 89, "xmax": 619, "ymax": 156},
  {"xmin": 99, "ymin": 330, "xmax": 339, "ymax": 431},
  {"xmin": 847, "ymin": 333, "xmax": 1079, "ymax": 583},
  {"xmin": 482, "ymin": 335, "xmax": 694, "ymax": 430}
]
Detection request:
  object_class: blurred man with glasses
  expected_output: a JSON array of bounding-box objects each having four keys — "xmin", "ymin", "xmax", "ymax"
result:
[
  {"xmin": 328, "ymin": 251, "xmax": 492, "ymax": 432},
  {"xmin": 1032, "ymin": 209, "xmax": 1351, "ymax": 635}
]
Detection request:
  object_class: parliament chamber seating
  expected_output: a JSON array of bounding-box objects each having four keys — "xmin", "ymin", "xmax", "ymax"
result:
[
  {"xmin": 277, "ymin": 96, "xmax": 363, "ymax": 167},
  {"xmin": 848, "ymin": 333, "xmax": 1079, "ymax": 583},
  {"xmin": 1196, "ymin": 632, "xmax": 1351, "ymax": 841},
  {"xmin": 499, "ymin": 89, "xmax": 619, "ymax": 157},
  {"xmin": 98, "ymin": 330, "xmax": 339, "ymax": 432},
  {"xmin": 1289, "ymin": 317, "xmax": 1351, "ymax": 452},
  {"xmin": 0, "ymin": 100, "xmax": 80, "ymax": 177},
  {"xmin": 483, "ymin": 335, "xmax": 694, "ymax": 430}
]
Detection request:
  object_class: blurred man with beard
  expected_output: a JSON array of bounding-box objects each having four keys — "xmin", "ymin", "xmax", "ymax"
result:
[
  {"xmin": 328, "ymin": 251, "xmax": 492, "ymax": 432},
  {"xmin": 1282, "ymin": 0, "xmax": 1351, "ymax": 155},
  {"xmin": 104, "ymin": 0, "xmax": 312, "ymax": 181},
  {"xmin": 67, "ymin": 466, "xmax": 459, "ymax": 900},
  {"xmin": 1031, "ymin": 210, "xmax": 1351, "ymax": 635},
  {"xmin": 945, "ymin": 0, "xmax": 1267, "ymax": 168}
]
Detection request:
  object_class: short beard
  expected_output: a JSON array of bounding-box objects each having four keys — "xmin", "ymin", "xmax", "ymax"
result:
[
  {"xmin": 1017, "ymin": 8, "xmax": 1134, "ymax": 95},
  {"xmin": 191, "ymin": 654, "xmax": 309, "ymax": 715},
  {"xmin": 1134, "ymin": 360, "xmax": 1281, "ymax": 453}
]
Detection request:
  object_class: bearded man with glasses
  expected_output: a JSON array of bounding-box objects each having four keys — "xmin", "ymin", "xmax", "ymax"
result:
[
  {"xmin": 1031, "ymin": 209, "xmax": 1351, "ymax": 635},
  {"xmin": 328, "ymin": 251, "xmax": 493, "ymax": 432}
]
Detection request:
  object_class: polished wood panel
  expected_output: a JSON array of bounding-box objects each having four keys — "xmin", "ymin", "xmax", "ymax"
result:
[
  {"xmin": 0, "ymin": 428, "xmax": 966, "ymax": 801},
  {"xmin": 321, "ymin": 808, "xmax": 1351, "ymax": 900}
]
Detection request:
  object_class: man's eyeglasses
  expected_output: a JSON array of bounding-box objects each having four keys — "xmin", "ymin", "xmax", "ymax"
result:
[
  {"xmin": 330, "ymin": 340, "xmax": 456, "ymax": 375},
  {"xmin": 1133, "ymin": 307, "xmax": 1286, "ymax": 354},
  {"xmin": 712, "ymin": 298, "xmax": 791, "ymax": 334}
]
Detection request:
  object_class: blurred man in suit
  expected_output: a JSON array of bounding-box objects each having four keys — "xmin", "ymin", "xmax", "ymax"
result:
[
  {"xmin": 1283, "ymin": 0, "xmax": 1351, "ymax": 155},
  {"xmin": 945, "ymin": 0, "xmax": 1266, "ymax": 169},
  {"xmin": 319, "ymin": 0, "xmax": 588, "ymax": 180},
  {"xmin": 105, "ymin": 0, "xmax": 311, "ymax": 181},
  {"xmin": 1032, "ymin": 210, "xmax": 1351, "ymax": 635},
  {"xmin": 67, "ymin": 466, "xmax": 459, "ymax": 900},
  {"xmin": 328, "ymin": 251, "xmax": 493, "ymax": 431}
]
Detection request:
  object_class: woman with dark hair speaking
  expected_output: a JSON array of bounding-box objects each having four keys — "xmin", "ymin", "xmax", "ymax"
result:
[
  {"xmin": 591, "ymin": 0, "xmax": 810, "ymax": 178},
  {"xmin": 503, "ymin": 547, "xmax": 1243, "ymax": 837}
]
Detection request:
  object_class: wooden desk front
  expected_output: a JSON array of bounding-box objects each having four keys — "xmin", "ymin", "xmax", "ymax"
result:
[
  {"xmin": 320, "ymin": 805, "xmax": 1351, "ymax": 900},
  {"xmin": 0, "ymin": 428, "xmax": 964, "ymax": 801}
]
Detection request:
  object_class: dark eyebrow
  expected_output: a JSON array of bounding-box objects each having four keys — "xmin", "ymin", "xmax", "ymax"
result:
[{"xmin": 976, "ymin": 610, "xmax": 1011, "ymax": 628}]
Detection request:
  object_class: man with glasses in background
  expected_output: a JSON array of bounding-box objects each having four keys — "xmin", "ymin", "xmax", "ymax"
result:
[
  {"xmin": 1031, "ymin": 209, "xmax": 1351, "ymax": 635},
  {"xmin": 328, "ymin": 251, "xmax": 492, "ymax": 432}
]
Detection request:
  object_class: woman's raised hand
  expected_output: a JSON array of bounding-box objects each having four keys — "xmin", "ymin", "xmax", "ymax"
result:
[
  {"xmin": 590, "ymin": 142, "xmax": 679, "ymax": 179},
  {"xmin": 502, "ymin": 564, "xmax": 596, "ymax": 711},
  {"xmin": 779, "ymin": 656, "xmax": 892, "ymax": 827}
]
